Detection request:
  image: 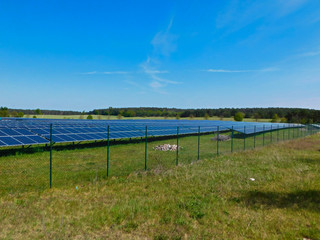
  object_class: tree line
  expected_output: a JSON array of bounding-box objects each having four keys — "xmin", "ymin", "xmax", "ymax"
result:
[
  {"xmin": 1, "ymin": 107, "xmax": 319, "ymax": 123},
  {"xmin": 90, "ymin": 107, "xmax": 320, "ymax": 123}
]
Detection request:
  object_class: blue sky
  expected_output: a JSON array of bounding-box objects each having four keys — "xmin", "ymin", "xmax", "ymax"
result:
[{"xmin": 1, "ymin": 0, "xmax": 320, "ymax": 111}]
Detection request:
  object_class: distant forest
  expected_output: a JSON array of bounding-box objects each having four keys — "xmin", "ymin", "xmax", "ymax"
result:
[
  {"xmin": 1, "ymin": 107, "xmax": 319, "ymax": 123},
  {"xmin": 90, "ymin": 107, "xmax": 319, "ymax": 123}
]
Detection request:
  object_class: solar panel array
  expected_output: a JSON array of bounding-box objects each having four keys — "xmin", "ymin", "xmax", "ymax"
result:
[{"xmin": 0, "ymin": 118, "xmax": 302, "ymax": 147}]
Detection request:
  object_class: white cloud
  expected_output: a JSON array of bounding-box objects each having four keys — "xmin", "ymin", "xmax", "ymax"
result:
[
  {"xmin": 151, "ymin": 74, "xmax": 181, "ymax": 84},
  {"xmin": 82, "ymin": 71, "xmax": 97, "ymax": 75},
  {"xmin": 81, "ymin": 71, "xmax": 129, "ymax": 75},
  {"xmin": 138, "ymin": 18, "xmax": 181, "ymax": 93},
  {"xmin": 206, "ymin": 67, "xmax": 278, "ymax": 73},
  {"xmin": 149, "ymin": 81, "xmax": 163, "ymax": 89},
  {"xmin": 207, "ymin": 69, "xmax": 249, "ymax": 73},
  {"xmin": 124, "ymin": 80, "xmax": 141, "ymax": 88},
  {"xmin": 140, "ymin": 57, "xmax": 181, "ymax": 92},
  {"xmin": 151, "ymin": 18, "xmax": 178, "ymax": 56},
  {"xmin": 216, "ymin": 0, "xmax": 308, "ymax": 31},
  {"xmin": 299, "ymin": 50, "xmax": 320, "ymax": 57},
  {"xmin": 144, "ymin": 70, "xmax": 169, "ymax": 74},
  {"xmin": 103, "ymin": 71, "xmax": 129, "ymax": 74},
  {"xmin": 276, "ymin": 0, "xmax": 308, "ymax": 17}
]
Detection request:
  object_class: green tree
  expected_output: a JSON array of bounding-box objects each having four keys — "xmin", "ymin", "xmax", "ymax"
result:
[
  {"xmin": 0, "ymin": 107, "xmax": 9, "ymax": 117},
  {"xmin": 253, "ymin": 112, "xmax": 261, "ymax": 122},
  {"xmin": 35, "ymin": 108, "xmax": 42, "ymax": 115},
  {"xmin": 17, "ymin": 112, "xmax": 24, "ymax": 118},
  {"xmin": 204, "ymin": 113, "xmax": 209, "ymax": 120},
  {"xmin": 11, "ymin": 111, "xmax": 18, "ymax": 117},
  {"xmin": 117, "ymin": 114, "xmax": 123, "ymax": 119},
  {"xmin": 33, "ymin": 115, "xmax": 37, "ymax": 118},
  {"xmin": 271, "ymin": 114, "xmax": 280, "ymax": 123},
  {"xmin": 87, "ymin": 115, "xmax": 93, "ymax": 120},
  {"xmin": 234, "ymin": 112, "xmax": 244, "ymax": 121}
]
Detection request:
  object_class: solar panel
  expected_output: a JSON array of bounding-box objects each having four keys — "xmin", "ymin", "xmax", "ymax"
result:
[
  {"xmin": 0, "ymin": 118, "xmax": 304, "ymax": 147},
  {"xmin": 0, "ymin": 126, "xmax": 49, "ymax": 146}
]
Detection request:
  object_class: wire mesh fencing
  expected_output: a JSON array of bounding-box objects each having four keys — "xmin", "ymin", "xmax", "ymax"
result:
[{"xmin": 0, "ymin": 124, "xmax": 319, "ymax": 194}]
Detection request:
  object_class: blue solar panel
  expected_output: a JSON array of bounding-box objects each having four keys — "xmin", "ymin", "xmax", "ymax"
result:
[
  {"xmin": 0, "ymin": 137, "xmax": 22, "ymax": 146},
  {"xmin": 0, "ymin": 118, "xmax": 304, "ymax": 147},
  {"xmin": 0, "ymin": 126, "xmax": 49, "ymax": 146},
  {"xmin": 0, "ymin": 139, "xmax": 6, "ymax": 146},
  {"xmin": 14, "ymin": 136, "xmax": 37, "ymax": 144}
]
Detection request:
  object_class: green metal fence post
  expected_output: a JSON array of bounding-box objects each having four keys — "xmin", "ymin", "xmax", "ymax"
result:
[
  {"xmin": 270, "ymin": 125, "xmax": 273, "ymax": 144},
  {"xmin": 217, "ymin": 126, "xmax": 220, "ymax": 156},
  {"xmin": 254, "ymin": 125, "xmax": 256, "ymax": 148},
  {"xmin": 50, "ymin": 123, "xmax": 53, "ymax": 188},
  {"xmin": 288, "ymin": 125, "xmax": 290, "ymax": 140},
  {"xmin": 197, "ymin": 126, "xmax": 200, "ymax": 160},
  {"xmin": 231, "ymin": 126, "xmax": 234, "ymax": 153},
  {"xmin": 243, "ymin": 126, "xmax": 246, "ymax": 151},
  {"xmin": 145, "ymin": 126, "xmax": 148, "ymax": 170},
  {"xmin": 277, "ymin": 125, "xmax": 279, "ymax": 142},
  {"xmin": 107, "ymin": 125, "xmax": 110, "ymax": 177},
  {"xmin": 283, "ymin": 124, "xmax": 285, "ymax": 141},
  {"xmin": 292, "ymin": 124, "xmax": 295, "ymax": 139},
  {"xmin": 263, "ymin": 125, "xmax": 265, "ymax": 146},
  {"xmin": 176, "ymin": 126, "xmax": 179, "ymax": 166}
]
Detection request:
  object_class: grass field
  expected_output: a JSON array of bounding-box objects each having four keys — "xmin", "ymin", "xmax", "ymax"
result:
[
  {"xmin": 0, "ymin": 129, "xmax": 319, "ymax": 239},
  {"xmin": 0, "ymin": 128, "xmax": 307, "ymax": 194},
  {"xmin": 24, "ymin": 114, "xmax": 272, "ymax": 122}
]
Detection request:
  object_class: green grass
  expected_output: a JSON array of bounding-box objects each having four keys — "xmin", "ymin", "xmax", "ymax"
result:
[
  {"xmin": 24, "ymin": 114, "xmax": 272, "ymax": 122},
  {"xmin": 0, "ymin": 130, "xmax": 319, "ymax": 239},
  {"xmin": 0, "ymin": 128, "xmax": 307, "ymax": 194}
]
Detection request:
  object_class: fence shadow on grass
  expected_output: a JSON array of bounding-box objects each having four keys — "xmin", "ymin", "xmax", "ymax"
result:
[
  {"xmin": 234, "ymin": 190, "xmax": 320, "ymax": 212},
  {"xmin": 296, "ymin": 156, "xmax": 320, "ymax": 165}
]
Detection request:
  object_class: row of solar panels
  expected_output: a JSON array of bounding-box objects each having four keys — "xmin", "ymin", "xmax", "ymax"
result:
[{"xmin": 0, "ymin": 118, "xmax": 304, "ymax": 147}]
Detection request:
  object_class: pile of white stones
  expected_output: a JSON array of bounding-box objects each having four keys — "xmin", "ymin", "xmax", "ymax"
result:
[
  {"xmin": 153, "ymin": 144, "xmax": 180, "ymax": 151},
  {"xmin": 211, "ymin": 135, "xmax": 231, "ymax": 141}
]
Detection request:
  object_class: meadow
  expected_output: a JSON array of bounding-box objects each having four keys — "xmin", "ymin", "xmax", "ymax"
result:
[
  {"xmin": 0, "ymin": 128, "xmax": 306, "ymax": 194},
  {"xmin": 0, "ymin": 128, "xmax": 319, "ymax": 239}
]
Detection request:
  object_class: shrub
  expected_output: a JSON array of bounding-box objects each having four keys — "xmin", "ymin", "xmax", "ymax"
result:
[
  {"xmin": 271, "ymin": 114, "xmax": 280, "ymax": 123},
  {"xmin": 280, "ymin": 117, "xmax": 287, "ymax": 123},
  {"xmin": 234, "ymin": 112, "xmax": 244, "ymax": 121},
  {"xmin": 10, "ymin": 111, "xmax": 18, "ymax": 117},
  {"xmin": 87, "ymin": 115, "xmax": 93, "ymax": 120}
]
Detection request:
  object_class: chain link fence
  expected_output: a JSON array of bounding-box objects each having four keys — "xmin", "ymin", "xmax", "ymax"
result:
[{"xmin": 0, "ymin": 124, "xmax": 319, "ymax": 194}]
